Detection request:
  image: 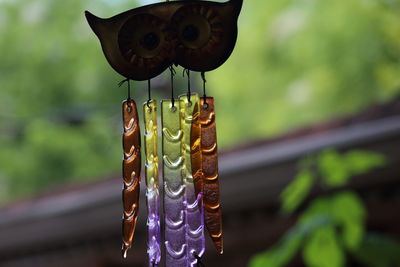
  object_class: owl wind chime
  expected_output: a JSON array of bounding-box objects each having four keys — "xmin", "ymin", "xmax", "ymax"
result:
[{"xmin": 85, "ymin": 0, "xmax": 242, "ymax": 266}]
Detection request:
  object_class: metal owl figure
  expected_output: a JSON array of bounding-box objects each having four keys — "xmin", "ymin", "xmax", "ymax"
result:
[{"xmin": 85, "ymin": 0, "xmax": 243, "ymax": 80}]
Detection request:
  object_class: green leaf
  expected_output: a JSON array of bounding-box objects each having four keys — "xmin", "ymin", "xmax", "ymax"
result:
[
  {"xmin": 330, "ymin": 192, "xmax": 366, "ymax": 250},
  {"xmin": 303, "ymin": 225, "xmax": 345, "ymax": 267},
  {"xmin": 281, "ymin": 169, "xmax": 316, "ymax": 213},
  {"xmin": 299, "ymin": 193, "xmax": 365, "ymax": 252},
  {"xmin": 301, "ymin": 193, "xmax": 366, "ymax": 251},
  {"xmin": 317, "ymin": 149, "xmax": 386, "ymax": 188},
  {"xmin": 345, "ymin": 150, "xmax": 387, "ymax": 176},
  {"xmin": 249, "ymin": 231, "xmax": 303, "ymax": 267},
  {"xmin": 299, "ymin": 197, "xmax": 332, "ymax": 223},
  {"xmin": 317, "ymin": 149, "xmax": 351, "ymax": 188},
  {"xmin": 353, "ymin": 233, "xmax": 400, "ymax": 267},
  {"xmin": 249, "ymin": 210, "xmax": 335, "ymax": 267}
]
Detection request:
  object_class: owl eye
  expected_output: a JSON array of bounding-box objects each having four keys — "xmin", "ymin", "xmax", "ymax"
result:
[
  {"xmin": 171, "ymin": 4, "xmax": 226, "ymax": 71},
  {"xmin": 172, "ymin": 5, "xmax": 223, "ymax": 50},
  {"xmin": 118, "ymin": 14, "xmax": 172, "ymax": 70}
]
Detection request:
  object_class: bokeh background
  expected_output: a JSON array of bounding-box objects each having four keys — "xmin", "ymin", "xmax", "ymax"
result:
[{"xmin": 1, "ymin": 0, "xmax": 400, "ymax": 266}]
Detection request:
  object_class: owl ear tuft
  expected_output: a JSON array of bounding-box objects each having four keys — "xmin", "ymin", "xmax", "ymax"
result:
[
  {"xmin": 85, "ymin": 11, "xmax": 105, "ymax": 36},
  {"xmin": 229, "ymin": 0, "xmax": 243, "ymax": 16}
]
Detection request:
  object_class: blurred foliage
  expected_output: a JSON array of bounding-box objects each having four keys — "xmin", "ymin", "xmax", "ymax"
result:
[
  {"xmin": 353, "ymin": 233, "xmax": 400, "ymax": 267},
  {"xmin": 211, "ymin": 0, "xmax": 400, "ymax": 143},
  {"xmin": 1, "ymin": 0, "xmax": 400, "ymax": 202},
  {"xmin": 318, "ymin": 150, "xmax": 387, "ymax": 187},
  {"xmin": 249, "ymin": 149, "xmax": 400, "ymax": 267},
  {"xmin": 281, "ymin": 150, "xmax": 386, "ymax": 212},
  {"xmin": 281, "ymin": 168, "xmax": 315, "ymax": 213}
]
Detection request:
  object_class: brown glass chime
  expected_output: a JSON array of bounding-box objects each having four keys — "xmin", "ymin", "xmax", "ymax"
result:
[{"xmin": 85, "ymin": 0, "xmax": 242, "ymax": 266}]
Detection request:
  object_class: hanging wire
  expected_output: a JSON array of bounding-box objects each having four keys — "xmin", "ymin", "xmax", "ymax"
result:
[
  {"xmin": 118, "ymin": 78, "xmax": 131, "ymax": 101},
  {"xmin": 169, "ymin": 65, "xmax": 176, "ymax": 108},
  {"xmin": 183, "ymin": 68, "xmax": 192, "ymax": 104},
  {"xmin": 147, "ymin": 79, "xmax": 152, "ymax": 109},
  {"xmin": 201, "ymin": 72, "xmax": 208, "ymax": 108}
]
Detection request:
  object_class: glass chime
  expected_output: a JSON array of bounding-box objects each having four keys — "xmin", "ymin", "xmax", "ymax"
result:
[{"xmin": 85, "ymin": 0, "xmax": 242, "ymax": 266}]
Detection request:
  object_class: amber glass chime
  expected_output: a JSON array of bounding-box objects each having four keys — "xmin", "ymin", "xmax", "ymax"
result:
[
  {"xmin": 121, "ymin": 99, "xmax": 141, "ymax": 258},
  {"xmin": 199, "ymin": 97, "xmax": 223, "ymax": 254}
]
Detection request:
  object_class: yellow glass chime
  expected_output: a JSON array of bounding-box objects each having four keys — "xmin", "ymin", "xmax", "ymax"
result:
[{"xmin": 143, "ymin": 100, "xmax": 161, "ymax": 265}]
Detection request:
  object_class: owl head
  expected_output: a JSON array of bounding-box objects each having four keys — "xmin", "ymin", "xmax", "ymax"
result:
[{"xmin": 85, "ymin": 0, "xmax": 243, "ymax": 81}]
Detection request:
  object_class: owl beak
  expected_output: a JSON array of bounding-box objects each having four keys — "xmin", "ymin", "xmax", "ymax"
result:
[{"xmin": 85, "ymin": 11, "xmax": 104, "ymax": 37}]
